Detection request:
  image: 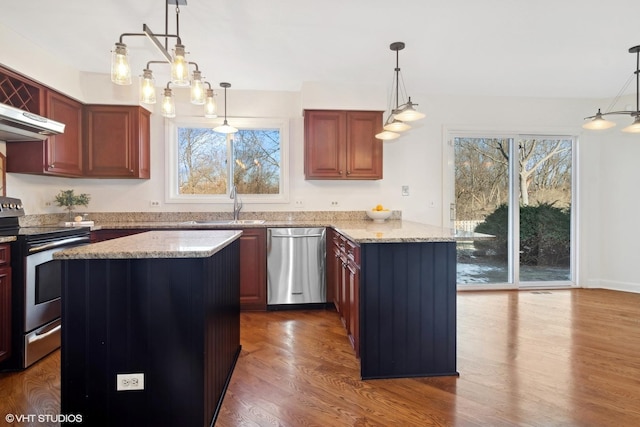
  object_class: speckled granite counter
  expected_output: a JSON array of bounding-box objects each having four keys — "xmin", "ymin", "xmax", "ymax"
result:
[
  {"xmin": 84, "ymin": 220, "xmax": 490, "ymax": 244},
  {"xmin": 0, "ymin": 236, "xmax": 16, "ymax": 244},
  {"xmin": 53, "ymin": 229, "xmax": 242, "ymax": 259}
]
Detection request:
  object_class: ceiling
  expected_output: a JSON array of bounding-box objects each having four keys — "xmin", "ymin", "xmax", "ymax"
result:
[{"xmin": 1, "ymin": 0, "xmax": 640, "ymax": 100}]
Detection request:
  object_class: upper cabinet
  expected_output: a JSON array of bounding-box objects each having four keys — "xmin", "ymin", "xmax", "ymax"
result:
[
  {"xmin": 304, "ymin": 110, "xmax": 383, "ymax": 180},
  {"xmin": 1, "ymin": 65, "xmax": 151, "ymax": 179},
  {"xmin": 6, "ymin": 90, "xmax": 83, "ymax": 177},
  {"xmin": 84, "ymin": 105, "xmax": 150, "ymax": 179}
]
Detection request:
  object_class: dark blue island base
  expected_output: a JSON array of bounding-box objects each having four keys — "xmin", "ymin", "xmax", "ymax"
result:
[
  {"xmin": 360, "ymin": 241, "xmax": 458, "ymax": 379},
  {"xmin": 60, "ymin": 239, "xmax": 240, "ymax": 427}
]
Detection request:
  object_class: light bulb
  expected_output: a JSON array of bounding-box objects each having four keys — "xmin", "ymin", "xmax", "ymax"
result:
[
  {"xmin": 190, "ymin": 70, "xmax": 205, "ymax": 105},
  {"xmin": 171, "ymin": 44, "xmax": 189, "ymax": 86},
  {"xmin": 139, "ymin": 69, "xmax": 156, "ymax": 104},
  {"xmin": 162, "ymin": 88, "xmax": 176, "ymax": 118},
  {"xmin": 204, "ymin": 89, "xmax": 217, "ymax": 118},
  {"xmin": 110, "ymin": 43, "xmax": 131, "ymax": 85}
]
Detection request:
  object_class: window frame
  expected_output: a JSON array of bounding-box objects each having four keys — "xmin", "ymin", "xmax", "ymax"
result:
[{"xmin": 165, "ymin": 116, "xmax": 289, "ymax": 204}]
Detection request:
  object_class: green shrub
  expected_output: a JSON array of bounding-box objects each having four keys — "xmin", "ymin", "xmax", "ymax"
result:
[{"xmin": 474, "ymin": 202, "xmax": 570, "ymax": 266}]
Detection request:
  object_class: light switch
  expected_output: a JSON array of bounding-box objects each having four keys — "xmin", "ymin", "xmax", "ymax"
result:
[{"xmin": 402, "ymin": 185, "xmax": 409, "ymax": 196}]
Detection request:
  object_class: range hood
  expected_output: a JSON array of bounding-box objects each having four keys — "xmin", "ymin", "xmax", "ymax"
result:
[{"xmin": 0, "ymin": 102, "xmax": 65, "ymax": 142}]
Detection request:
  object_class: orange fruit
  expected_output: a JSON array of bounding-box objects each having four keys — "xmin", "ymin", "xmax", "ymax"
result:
[{"xmin": 375, "ymin": 204, "xmax": 383, "ymax": 211}]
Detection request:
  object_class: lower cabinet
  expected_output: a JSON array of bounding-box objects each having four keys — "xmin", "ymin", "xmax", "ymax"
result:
[
  {"xmin": 329, "ymin": 228, "xmax": 361, "ymax": 357},
  {"xmin": 238, "ymin": 228, "xmax": 267, "ymax": 311},
  {"xmin": 0, "ymin": 243, "xmax": 12, "ymax": 363}
]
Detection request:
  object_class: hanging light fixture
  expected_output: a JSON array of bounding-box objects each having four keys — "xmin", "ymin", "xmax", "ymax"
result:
[
  {"xmin": 110, "ymin": 0, "xmax": 214, "ymax": 117},
  {"xmin": 213, "ymin": 82, "xmax": 238, "ymax": 134},
  {"xmin": 162, "ymin": 86, "xmax": 176, "ymax": 118},
  {"xmin": 204, "ymin": 82, "xmax": 218, "ymax": 118},
  {"xmin": 583, "ymin": 44, "xmax": 640, "ymax": 133},
  {"xmin": 376, "ymin": 41, "xmax": 425, "ymax": 141}
]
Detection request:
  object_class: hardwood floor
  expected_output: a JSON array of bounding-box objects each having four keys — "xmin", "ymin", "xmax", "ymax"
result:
[{"xmin": 2, "ymin": 289, "xmax": 640, "ymax": 426}]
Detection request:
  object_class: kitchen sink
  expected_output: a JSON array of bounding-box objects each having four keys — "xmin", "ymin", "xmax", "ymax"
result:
[{"xmin": 180, "ymin": 219, "xmax": 266, "ymax": 225}]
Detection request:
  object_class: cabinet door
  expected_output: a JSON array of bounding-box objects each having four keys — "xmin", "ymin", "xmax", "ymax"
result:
[
  {"xmin": 84, "ymin": 105, "xmax": 150, "ymax": 178},
  {"xmin": 239, "ymin": 228, "xmax": 267, "ymax": 311},
  {"xmin": 339, "ymin": 251, "xmax": 349, "ymax": 330},
  {"xmin": 304, "ymin": 110, "xmax": 346, "ymax": 179},
  {"xmin": 45, "ymin": 91, "xmax": 83, "ymax": 176},
  {"xmin": 345, "ymin": 111, "xmax": 383, "ymax": 179},
  {"xmin": 0, "ymin": 266, "xmax": 11, "ymax": 363}
]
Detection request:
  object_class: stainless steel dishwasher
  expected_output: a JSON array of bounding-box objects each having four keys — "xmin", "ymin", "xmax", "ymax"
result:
[{"xmin": 267, "ymin": 227, "xmax": 326, "ymax": 306}]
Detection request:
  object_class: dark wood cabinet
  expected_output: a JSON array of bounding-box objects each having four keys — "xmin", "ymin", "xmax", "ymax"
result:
[
  {"xmin": 7, "ymin": 91, "xmax": 83, "ymax": 177},
  {"xmin": 330, "ymin": 228, "xmax": 360, "ymax": 356},
  {"xmin": 239, "ymin": 228, "xmax": 267, "ymax": 311},
  {"xmin": 84, "ymin": 105, "xmax": 151, "ymax": 178},
  {"xmin": 326, "ymin": 228, "xmax": 339, "ymax": 311},
  {"xmin": 0, "ymin": 243, "xmax": 12, "ymax": 363},
  {"xmin": 304, "ymin": 110, "xmax": 383, "ymax": 180}
]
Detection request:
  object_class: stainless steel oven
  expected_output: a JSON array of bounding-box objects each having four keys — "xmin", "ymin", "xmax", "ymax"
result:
[{"xmin": 0, "ymin": 197, "xmax": 90, "ymax": 370}]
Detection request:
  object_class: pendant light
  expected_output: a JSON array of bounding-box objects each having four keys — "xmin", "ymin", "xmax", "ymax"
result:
[
  {"xmin": 583, "ymin": 44, "xmax": 640, "ymax": 133},
  {"xmin": 376, "ymin": 41, "xmax": 425, "ymax": 141},
  {"xmin": 110, "ymin": 42, "xmax": 131, "ymax": 85},
  {"xmin": 213, "ymin": 82, "xmax": 238, "ymax": 134},
  {"xmin": 161, "ymin": 86, "xmax": 176, "ymax": 118},
  {"xmin": 204, "ymin": 83, "xmax": 217, "ymax": 118},
  {"xmin": 140, "ymin": 68, "xmax": 156, "ymax": 104},
  {"xmin": 190, "ymin": 70, "xmax": 206, "ymax": 105}
]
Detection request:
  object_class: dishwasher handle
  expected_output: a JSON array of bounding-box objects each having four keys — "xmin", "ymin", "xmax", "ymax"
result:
[{"xmin": 271, "ymin": 234, "xmax": 324, "ymax": 238}]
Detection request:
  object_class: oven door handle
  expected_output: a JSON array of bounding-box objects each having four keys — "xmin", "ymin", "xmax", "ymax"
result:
[
  {"xmin": 28, "ymin": 236, "xmax": 90, "ymax": 253},
  {"xmin": 28, "ymin": 323, "xmax": 62, "ymax": 343}
]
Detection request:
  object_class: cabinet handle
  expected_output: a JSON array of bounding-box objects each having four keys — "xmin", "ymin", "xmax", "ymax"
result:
[
  {"xmin": 339, "ymin": 170, "xmax": 343, "ymax": 175},
  {"xmin": 49, "ymin": 164, "xmax": 55, "ymax": 168},
  {"xmin": 347, "ymin": 170, "xmax": 351, "ymax": 175}
]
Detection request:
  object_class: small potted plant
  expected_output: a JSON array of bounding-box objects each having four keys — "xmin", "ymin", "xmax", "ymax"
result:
[{"xmin": 54, "ymin": 189, "xmax": 91, "ymax": 221}]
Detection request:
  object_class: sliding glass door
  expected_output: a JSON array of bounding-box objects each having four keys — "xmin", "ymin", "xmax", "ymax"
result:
[{"xmin": 451, "ymin": 134, "xmax": 575, "ymax": 288}]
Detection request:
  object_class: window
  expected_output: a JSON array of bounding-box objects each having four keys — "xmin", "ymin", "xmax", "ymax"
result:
[{"xmin": 166, "ymin": 117, "xmax": 289, "ymax": 203}]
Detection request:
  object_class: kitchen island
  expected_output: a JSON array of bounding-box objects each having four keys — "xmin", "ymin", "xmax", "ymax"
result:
[{"xmin": 53, "ymin": 230, "xmax": 242, "ymax": 427}]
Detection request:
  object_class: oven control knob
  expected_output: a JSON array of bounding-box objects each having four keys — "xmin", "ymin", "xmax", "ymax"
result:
[
  {"xmin": 9, "ymin": 203, "xmax": 15, "ymax": 209},
  {"xmin": 17, "ymin": 204, "xmax": 23, "ymax": 209}
]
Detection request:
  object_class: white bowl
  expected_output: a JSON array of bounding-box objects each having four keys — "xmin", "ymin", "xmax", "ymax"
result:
[{"xmin": 366, "ymin": 209, "xmax": 392, "ymax": 223}]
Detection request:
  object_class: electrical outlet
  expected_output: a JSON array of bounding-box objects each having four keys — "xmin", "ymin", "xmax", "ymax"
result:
[
  {"xmin": 330, "ymin": 201, "xmax": 339, "ymax": 207},
  {"xmin": 294, "ymin": 200, "xmax": 303, "ymax": 208},
  {"xmin": 44, "ymin": 201, "xmax": 52, "ymax": 207},
  {"xmin": 116, "ymin": 373, "xmax": 144, "ymax": 391},
  {"xmin": 402, "ymin": 185, "xmax": 409, "ymax": 196},
  {"xmin": 149, "ymin": 200, "xmax": 161, "ymax": 207}
]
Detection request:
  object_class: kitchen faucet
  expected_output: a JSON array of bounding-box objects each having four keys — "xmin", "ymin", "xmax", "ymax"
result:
[{"xmin": 230, "ymin": 184, "xmax": 242, "ymax": 220}]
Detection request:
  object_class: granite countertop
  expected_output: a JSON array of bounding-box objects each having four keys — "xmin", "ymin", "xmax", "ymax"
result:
[
  {"xmin": 53, "ymin": 230, "xmax": 242, "ymax": 260},
  {"xmin": 88, "ymin": 219, "xmax": 492, "ymax": 244},
  {"xmin": 0, "ymin": 236, "xmax": 17, "ymax": 244}
]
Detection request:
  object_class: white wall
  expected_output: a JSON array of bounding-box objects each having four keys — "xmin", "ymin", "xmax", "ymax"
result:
[{"xmin": 3, "ymin": 22, "xmax": 640, "ymax": 294}]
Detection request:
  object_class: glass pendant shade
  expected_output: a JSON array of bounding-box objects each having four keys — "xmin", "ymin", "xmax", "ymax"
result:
[
  {"xmin": 383, "ymin": 119, "xmax": 411, "ymax": 132},
  {"xmin": 190, "ymin": 70, "xmax": 206, "ymax": 105},
  {"xmin": 171, "ymin": 44, "xmax": 189, "ymax": 86},
  {"xmin": 394, "ymin": 98, "xmax": 426, "ymax": 122},
  {"xmin": 214, "ymin": 119, "xmax": 238, "ymax": 134},
  {"xmin": 204, "ymin": 89, "xmax": 217, "ymax": 118},
  {"xmin": 139, "ymin": 69, "xmax": 156, "ymax": 104},
  {"xmin": 111, "ymin": 43, "xmax": 131, "ymax": 85},
  {"xmin": 582, "ymin": 109, "xmax": 616, "ymax": 130},
  {"xmin": 375, "ymin": 130, "xmax": 400, "ymax": 140},
  {"xmin": 161, "ymin": 88, "xmax": 176, "ymax": 118},
  {"xmin": 622, "ymin": 116, "xmax": 640, "ymax": 133}
]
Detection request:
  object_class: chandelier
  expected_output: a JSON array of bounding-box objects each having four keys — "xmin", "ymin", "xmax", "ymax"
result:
[
  {"xmin": 375, "ymin": 42, "xmax": 426, "ymax": 141},
  {"xmin": 110, "ymin": 0, "xmax": 217, "ymax": 119},
  {"xmin": 583, "ymin": 44, "xmax": 640, "ymax": 133}
]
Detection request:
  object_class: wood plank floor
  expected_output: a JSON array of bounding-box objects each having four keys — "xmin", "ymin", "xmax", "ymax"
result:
[{"xmin": 2, "ymin": 289, "xmax": 640, "ymax": 426}]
